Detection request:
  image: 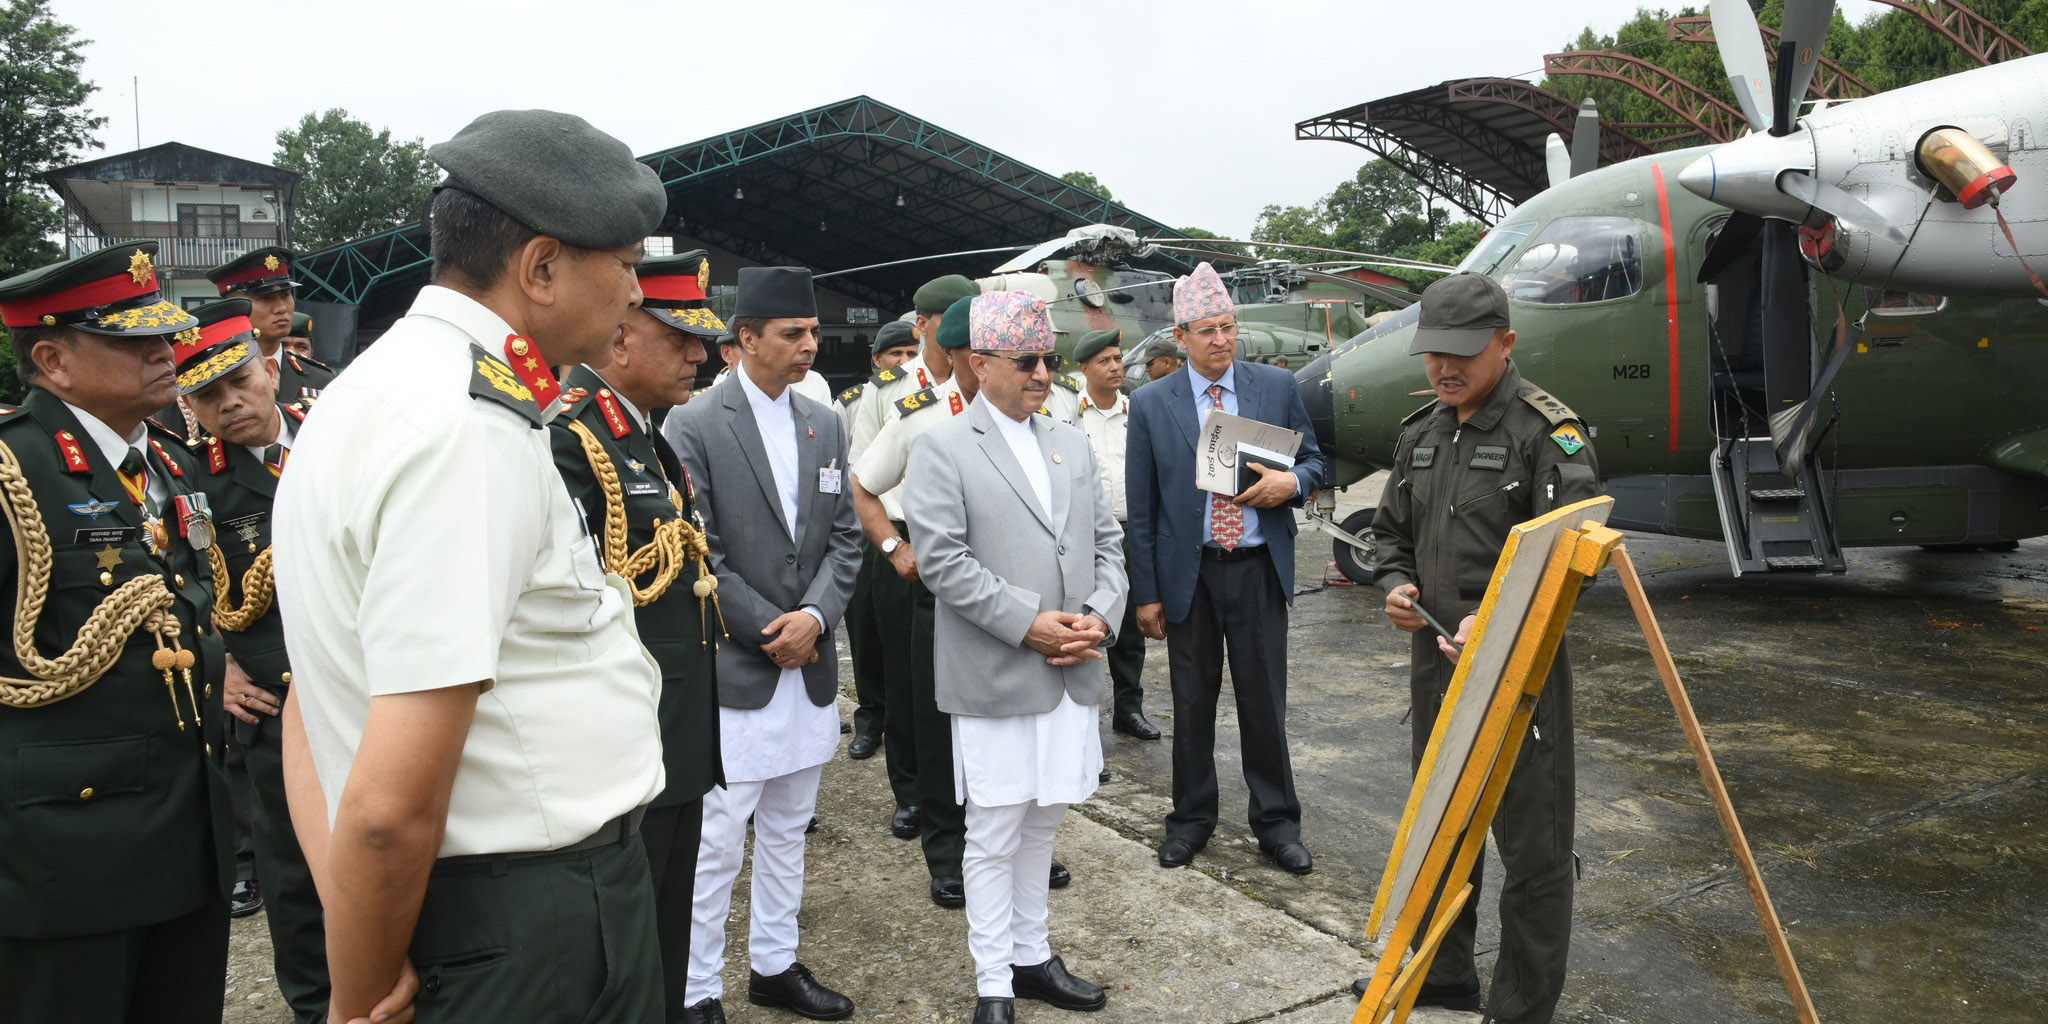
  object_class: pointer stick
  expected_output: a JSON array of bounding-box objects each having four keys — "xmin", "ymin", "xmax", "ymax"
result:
[{"xmin": 1407, "ymin": 597, "xmax": 1461, "ymax": 652}]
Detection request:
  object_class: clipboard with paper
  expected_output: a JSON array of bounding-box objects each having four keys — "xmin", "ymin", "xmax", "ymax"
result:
[{"xmin": 1195, "ymin": 408, "xmax": 1302, "ymax": 495}]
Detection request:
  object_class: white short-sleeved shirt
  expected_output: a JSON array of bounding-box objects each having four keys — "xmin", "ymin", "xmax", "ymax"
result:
[
  {"xmin": 851, "ymin": 374, "xmax": 966, "ymax": 521},
  {"xmin": 1076, "ymin": 393, "xmax": 1129, "ymax": 522},
  {"xmin": 848, "ymin": 352, "xmax": 934, "ymax": 459},
  {"xmin": 272, "ymin": 285, "xmax": 664, "ymax": 857}
]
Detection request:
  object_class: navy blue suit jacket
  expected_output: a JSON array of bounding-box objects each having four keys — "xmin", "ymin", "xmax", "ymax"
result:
[{"xmin": 1125, "ymin": 360, "xmax": 1328, "ymax": 624}]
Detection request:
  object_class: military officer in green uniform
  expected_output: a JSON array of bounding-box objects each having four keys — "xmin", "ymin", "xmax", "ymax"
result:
[
  {"xmin": 838, "ymin": 317, "xmax": 919, "ymax": 784},
  {"xmin": 550, "ymin": 249, "xmax": 726, "ymax": 1024},
  {"xmin": 283, "ymin": 311, "xmax": 316, "ymax": 359},
  {"xmin": 0, "ymin": 241, "xmax": 234, "ymax": 1024},
  {"xmin": 1362, "ymin": 273, "xmax": 1600, "ymax": 1024},
  {"xmin": 170, "ymin": 297, "xmax": 328, "ymax": 1023},
  {"xmin": 205, "ymin": 246, "xmax": 336, "ymax": 404}
]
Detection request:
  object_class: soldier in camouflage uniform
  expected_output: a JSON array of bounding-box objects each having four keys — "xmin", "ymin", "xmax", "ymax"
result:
[{"xmin": 0, "ymin": 241, "xmax": 234, "ymax": 1024}]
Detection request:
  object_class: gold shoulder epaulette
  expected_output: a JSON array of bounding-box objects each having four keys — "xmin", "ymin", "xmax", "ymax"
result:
[
  {"xmin": 837, "ymin": 384, "xmax": 863, "ymax": 406},
  {"xmin": 895, "ymin": 386, "xmax": 938, "ymax": 416},
  {"xmin": 1054, "ymin": 372, "xmax": 1080, "ymax": 392},
  {"xmin": 876, "ymin": 366, "xmax": 904, "ymax": 385},
  {"xmin": 1519, "ymin": 386, "xmax": 1581, "ymax": 426},
  {"xmin": 466, "ymin": 343, "xmax": 543, "ymax": 428}
]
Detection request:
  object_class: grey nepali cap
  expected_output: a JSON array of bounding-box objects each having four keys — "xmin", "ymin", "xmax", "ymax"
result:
[{"xmin": 429, "ymin": 109, "xmax": 666, "ymax": 249}]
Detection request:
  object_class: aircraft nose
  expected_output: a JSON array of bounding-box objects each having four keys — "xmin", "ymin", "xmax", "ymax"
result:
[
  {"xmin": 1676, "ymin": 135, "xmax": 1816, "ymax": 223},
  {"xmin": 1296, "ymin": 352, "xmax": 1336, "ymax": 462}
]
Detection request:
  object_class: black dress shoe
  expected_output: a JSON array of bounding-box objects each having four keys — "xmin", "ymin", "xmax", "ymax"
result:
[
  {"xmin": 806, "ymin": 815, "xmax": 819, "ymax": 834},
  {"xmin": 890, "ymin": 804, "xmax": 920, "ymax": 839},
  {"xmin": 930, "ymin": 876, "xmax": 965, "ymax": 909},
  {"xmin": 1099, "ymin": 767, "xmax": 1111, "ymax": 784},
  {"xmin": 229, "ymin": 879, "xmax": 263, "ymax": 918},
  {"xmin": 1012, "ymin": 955, "xmax": 1107, "ymax": 1011},
  {"xmin": 682, "ymin": 996, "xmax": 728, "ymax": 1024},
  {"xmin": 748, "ymin": 962, "xmax": 853, "ymax": 1021},
  {"xmin": 1048, "ymin": 859, "xmax": 1071, "ymax": 889},
  {"xmin": 1348, "ymin": 976, "xmax": 1482, "ymax": 1011},
  {"xmin": 973, "ymin": 997, "xmax": 1014, "ymax": 1024},
  {"xmin": 1260, "ymin": 840, "xmax": 1314, "ymax": 875},
  {"xmin": 1156, "ymin": 837, "xmax": 1202, "ymax": 868},
  {"xmin": 840, "ymin": 719, "xmax": 852, "ymax": 734},
  {"xmin": 847, "ymin": 732, "xmax": 879, "ymax": 759},
  {"xmin": 1112, "ymin": 711, "xmax": 1161, "ymax": 740}
]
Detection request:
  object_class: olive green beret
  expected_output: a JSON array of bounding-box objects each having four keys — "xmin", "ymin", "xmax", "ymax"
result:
[
  {"xmin": 289, "ymin": 312, "xmax": 312, "ymax": 337},
  {"xmin": 1073, "ymin": 328, "xmax": 1122, "ymax": 364},
  {"xmin": 913, "ymin": 274, "xmax": 979, "ymax": 315},
  {"xmin": 873, "ymin": 319, "xmax": 917, "ymax": 353},
  {"xmin": 935, "ymin": 295, "xmax": 974, "ymax": 350},
  {"xmin": 429, "ymin": 109, "xmax": 666, "ymax": 249}
]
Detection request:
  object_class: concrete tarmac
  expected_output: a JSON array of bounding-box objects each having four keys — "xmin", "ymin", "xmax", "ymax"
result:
[{"xmin": 224, "ymin": 485, "xmax": 2047, "ymax": 1024}]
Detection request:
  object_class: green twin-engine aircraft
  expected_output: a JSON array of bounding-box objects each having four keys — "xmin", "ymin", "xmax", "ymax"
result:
[{"xmin": 1297, "ymin": 144, "xmax": 2048, "ymax": 581}]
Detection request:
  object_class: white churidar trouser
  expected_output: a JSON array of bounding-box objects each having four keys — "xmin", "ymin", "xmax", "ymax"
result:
[
  {"xmin": 962, "ymin": 798, "xmax": 1067, "ymax": 997},
  {"xmin": 685, "ymin": 763, "xmax": 823, "ymax": 1005}
]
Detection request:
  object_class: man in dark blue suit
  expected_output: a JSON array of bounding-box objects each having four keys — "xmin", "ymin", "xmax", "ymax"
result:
[{"xmin": 1125, "ymin": 262, "xmax": 1327, "ymax": 875}]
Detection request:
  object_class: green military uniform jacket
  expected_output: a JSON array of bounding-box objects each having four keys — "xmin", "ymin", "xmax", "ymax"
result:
[
  {"xmin": 1371, "ymin": 359, "xmax": 1601, "ymax": 621},
  {"xmin": 0, "ymin": 388, "xmax": 232, "ymax": 938},
  {"xmin": 549, "ymin": 365, "xmax": 721, "ymax": 807},
  {"xmin": 191, "ymin": 402, "xmax": 308, "ymax": 735}
]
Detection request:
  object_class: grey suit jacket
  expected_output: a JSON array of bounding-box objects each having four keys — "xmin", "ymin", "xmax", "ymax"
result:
[
  {"xmin": 902, "ymin": 399, "xmax": 1128, "ymax": 719},
  {"xmin": 664, "ymin": 374, "xmax": 862, "ymax": 710}
]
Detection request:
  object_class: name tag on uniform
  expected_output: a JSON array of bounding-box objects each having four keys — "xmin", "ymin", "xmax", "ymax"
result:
[
  {"xmin": 1411, "ymin": 446, "xmax": 1435, "ymax": 469},
  {"xmin": 1469, "ymin": 445, "xmax": 1510, "ymax": 471},
  {"xmin": 818, "ymin": 466, "xmax": 843, "ymax": 494},
  {"xmin": 624, "ymin": 480, "xmax": 663, "ymax": 497},
  {"xmin": 75, "ymin": 526, "xmax": 136, "ymax": 545}
]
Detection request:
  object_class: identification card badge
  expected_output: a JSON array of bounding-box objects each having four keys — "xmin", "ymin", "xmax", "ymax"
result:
[{"xmin": 819, "ymin": 459, "xmax": 843, "ymax": 495}]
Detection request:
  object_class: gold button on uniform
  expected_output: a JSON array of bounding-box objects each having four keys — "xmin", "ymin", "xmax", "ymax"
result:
[
  {"xmin": 247, "ymin": 542, "xmax": 258, "ymax": 554},
  {"xmin": 173, "ymin": 574, "xmax": 185, "ymax": 587},
  {"xmin": 78, "ymin": 787, "xmax": 94, "ymax": 801},
  {"xmin": 204, "ymin": 684, "xmax": 213, "ymax": 698},
  {"xmin": 99, "ymin": 571, "xmax": 113, "ymax": 586},
  {"xmin": 511, "ymin": 338, "xmax": 530, "ymax": 356},
  {"xmin": 280, "ymin": 671, "xmax": 292, "ymax": 684}
]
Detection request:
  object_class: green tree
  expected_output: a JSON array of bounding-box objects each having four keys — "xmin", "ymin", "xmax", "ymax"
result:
[
  {"xmin": 1058, "ymin": 170, "xmax": 1116, "ymax": 202},
  {"xmin": 1177, "ymin": 226, "xmax": 1221, "ymax": 239},
  {"xmin": 274, "ymin": 109, "xmax": 437, "ymax": 252},
  {"xmin": 0, "ymin": 0, "xmax": 104, "ymax": 279}
]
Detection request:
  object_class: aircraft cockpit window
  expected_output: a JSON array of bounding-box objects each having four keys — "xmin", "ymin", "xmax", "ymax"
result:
[
  {"xmin": 1499, "ymin": 216, "xmax": 1644, "ymax": 305},
  {"xmin": 1866, "ymin": 288, "xmax": 1947, "ymax": 316},
  {"xmin": 1456, "ymin": 222, "xmax": 1535, "ymax": 277}
]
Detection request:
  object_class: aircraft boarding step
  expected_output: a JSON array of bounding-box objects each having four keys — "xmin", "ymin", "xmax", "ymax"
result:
[{"xmin": 1711, "ymin": 438, "xmax": 1847, "ymax": 576}]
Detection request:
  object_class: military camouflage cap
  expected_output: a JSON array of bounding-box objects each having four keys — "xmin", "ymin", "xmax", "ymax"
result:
[{"xmin": 429, "ymin": 109, "xmax": 666, "ymax": 249}]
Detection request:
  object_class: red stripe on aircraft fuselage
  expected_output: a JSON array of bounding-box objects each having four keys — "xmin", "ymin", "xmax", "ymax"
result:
[{"xmin": 1651, "ymin": 162, "xmax": 1681, "ymax": 453}]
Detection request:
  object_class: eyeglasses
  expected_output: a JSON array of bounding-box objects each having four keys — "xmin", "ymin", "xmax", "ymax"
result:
[
  {"xmin": 991, "ymin": 352, "xmax": 1063, "ymax": 373},
  {"xmin": 1186, "ymin": 322, "xmax": 1241, "ymax": 341}
]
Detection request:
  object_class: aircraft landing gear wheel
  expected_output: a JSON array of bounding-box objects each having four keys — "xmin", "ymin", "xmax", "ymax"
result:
[{"xmin": 1331, "ymin": 508, "xmax": 1378, "ymax": 585}]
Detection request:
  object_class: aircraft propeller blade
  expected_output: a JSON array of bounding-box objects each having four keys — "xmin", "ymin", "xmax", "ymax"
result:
[
  {"xmin": 1776, "ymin": 171, "xmax": 1908, "ymax": 245},
  {"xmin": 1758, "ymin": 218, "xmax": 1815, "ymax": 456},
  {"xmin": 1696, "ymin": 212, "xmax": 1765, "ymax": 282},
  {"xmin": 1710, "ymin": 0, "xmax": 1776, "ymax": 135},
  {"xmin": 1776, "ymin": 0, "xmax": 1837, "ymax": 120},
  {"xmin": 1570, "ymin": 97, "xmax": 1602, "ymax": 178},
  {"xmin": 1770, "ymin": 38, "xmax": 1799, "ymax": 135},
  {"xmin": 1546, "ymin": 132, "xmax": 1571, "ymax": 188},
  {"xmin": 1772, "ymin": 296, "xmax": 1862, "ymax": 476}
]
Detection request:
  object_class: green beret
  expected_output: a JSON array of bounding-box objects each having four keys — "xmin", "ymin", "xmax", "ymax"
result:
[
  {"xmin": 429, "ymin": 109, "xmax": 666, "ymax": 249},
  {"xmin": 1073, "ymin": 328, "xmax": 1122, "ymax": 364},
  {"xmin": 935, "ymin": 295, "xmax": 974, "ymax": 350},
  {"xmin": 289, "ymin": 312, "xmax": 312, "ymax": 337},
  {"xmin": 873, "ymin": 319, "xmax": 917, "ymax": 353},
  {"xmin": 913, "ymin": 274, "xmax": 979, "ymax": 315}
]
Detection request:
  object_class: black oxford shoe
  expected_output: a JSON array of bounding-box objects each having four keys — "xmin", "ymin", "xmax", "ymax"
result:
[
  {"xmin": 229, "ymin": 879, "xmax": 263, "ymax": 918},
  {"xmin": 1049, "ymin": 859, "xmax": 1071, "ymax": 889},
  {"xmin": 748, "ymin": 962, "xmax": 853, "ymax": 1021},
  {"xmin": 1261, "ymin": 840, "xmax": 1313, "ymax": 875},
  {"xmin": 1156, "ymin": 837, "xmax": 1201, "ymax": 868},
  {"xmin": 682, "ymin": 997, "xmax": 727, "ymax": 1024},
  {"xmin": 847, "ymin": 732, "xmax": 880, "ymax": 759},
  {"xmin": 1012, "ymin": 955, "xmax": 1107, "ymax": 1011},
  {"xmin": 930, "ymin": 875, "xmax": 965, "ymax": 909},
  {"xmin": 890, "ymin": 804, "xmax": 920, "ymax": 839},
  {"xmin": 1112, "ymin": 711, "xmax": 1161, "ymax": 740},
  {"xmin": 973, "ymin": 996, "xmax": 1014, "ymax": 1024}
]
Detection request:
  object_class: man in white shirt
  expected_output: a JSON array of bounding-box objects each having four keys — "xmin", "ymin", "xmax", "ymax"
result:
[
  {"xmin": 902, "ymin": 290, "xmax": 1125, "ymax": 1024},
  {"xmin": 272, "ymin": 109, "xmax": 670, "ymax": 1024},
  {"xmin": 1070, "ymin": 329, "xmax": 1158, "ymax": 742},
  {"xmin": 663, "ymin": 266, "xmax": 862, "ymax": 1024}
]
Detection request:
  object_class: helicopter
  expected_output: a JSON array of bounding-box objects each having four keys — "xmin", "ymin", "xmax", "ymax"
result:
[{"xmin": 1296, "ymin": 0, "xmax": 2048, "ymax": 582}]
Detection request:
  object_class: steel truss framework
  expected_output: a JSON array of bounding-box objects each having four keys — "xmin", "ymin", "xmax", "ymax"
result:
[
  {"xmin": 1542, "ymin": 50, "xmax": 1753, "ymax": 145},
  {"xmin": 295, "ymin": 96, "xmax": 1189, "ymax": 322},
  {"xmin": 1295, "ymin": 78, "xmax": 1665, "ymax": 225},
  {"xmin": 1664, "ymin": 15, "xmax": 1876, "ymax": 98}
]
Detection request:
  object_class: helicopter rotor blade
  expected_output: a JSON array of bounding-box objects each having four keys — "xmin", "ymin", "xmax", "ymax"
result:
[
  {"xmin": 814, "ymin": 245, "xmax": 1035, "ymax": 281},
  {"xmin": 992, "ymin": 235, "xmax": 1087, "ymax": 275},
  {"xmin": 1570, "ymin": 97, "xmax": 1602, "ymax": 178},
  {"xmin": 1709, "ymin": 0, "xmax": 1776, "ymax": 135},
  {"xmin": 1546, "ymin": 132, "xmax": 1572, "ymax": 188},
  {"xmin": 1138, "ymin": 237, "xmax": 1455, "ymax": 272},
  {"xmin": 1292, "ymin": 267, "xmax": 1421, "ymax": 308},
  {"xmin": 1776, "ymin": 0, "xmax": 1836, "ymax": 123}
]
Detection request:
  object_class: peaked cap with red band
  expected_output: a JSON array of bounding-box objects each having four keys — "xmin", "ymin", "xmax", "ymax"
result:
[
  {"xmin": 206, "ymin": 246, "xmax": 299, "ymax": 297},
  {"xmin": 0, "ymin": 240, "xmax": 197, "ymax": 337},
  {"xmin": 173, "ymin": 298, "xmax": 261, "ymax": 395},
  {"xmin": 637, "ymin": 249, "xmax": 726, "ymax": 338}
]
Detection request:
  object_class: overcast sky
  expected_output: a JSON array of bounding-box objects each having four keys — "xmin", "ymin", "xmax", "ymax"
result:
[{"xmin": 54, "ymin": 0, "xmax": 1892, "ymax": 242}]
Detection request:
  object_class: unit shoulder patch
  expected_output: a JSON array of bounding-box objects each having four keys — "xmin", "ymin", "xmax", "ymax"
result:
[
  {"xmin": 895, "ymin": 386, "xmax": 939, "ymax": 416},
  {"xmin": 1518, "ymin": 386, "xmax": 1580, "ymax": 427},
  {"xmin": 1549, "ymin": 422, "xmax": 1587, "ymax": 456},
  {"xmin": 467, "ymin": 343, "xmax": 543, "ymax": 428},
  {"xmin": 837, "ymin": 384, "xmax": 864, "ymax": 406}
]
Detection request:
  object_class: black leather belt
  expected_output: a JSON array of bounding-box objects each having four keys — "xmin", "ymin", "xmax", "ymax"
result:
[
  {"xmin": 1200, "ymin": 545, "xmax": 1266, "ymax": 563},
  {"xmin": 436, "ymin": 805, "xmax": 646, "ymax": 867}
]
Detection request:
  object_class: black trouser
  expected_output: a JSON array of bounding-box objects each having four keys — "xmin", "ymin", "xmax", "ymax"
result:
[
  {"xmin": 874, "ymin": 544, "xmax": 964, "ymax": 879},
  {"xmin": 1162, "ymin": 549, "xmax": 1301, "ymax": 846},
  {"xmin": 1106, "ymin": 530, "xmax": 1146, "ymax": 719},
  {"xmin": 411, "ymin": 833, "xmax": 662, "ymax": 1024},
  {"xmin": 239, "ymin": 687, "xmax": 329, "ymax": 1023},
  {"xmin": 1409, "ymin": 630, "xmax": 1577, "ymax": 1024},
  {"xmin": 640, "ymin": 799, "xmax": 702, "ymax": 1023},
  {"xmin": 846, "ymin": 540, "xmax": 887, "ymax": 741},
  {"xmin": 0, "ymin": 897, "xmax": 228, "ymax": 1024},
  {"xmin": 230, "ymin": 725, "xmax": 256, "ymax": 884},
  {"xmin": 870, "ymin": 531, "xmax": 920, "ymax": 812}
]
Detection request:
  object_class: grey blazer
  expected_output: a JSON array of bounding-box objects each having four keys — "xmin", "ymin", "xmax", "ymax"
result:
[
  {"xmin": 664, "ymin": 374, "xmax": 862, "ymax": 710},
  {"xmin": 902, "ymin": 399, "xmax": 1128, "ymax": 718}
]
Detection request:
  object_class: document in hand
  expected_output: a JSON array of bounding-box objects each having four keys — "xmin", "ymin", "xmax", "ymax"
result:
[{"xmin": 1195, "ymin": 409, "xmax": 1302, "ymax": 495}]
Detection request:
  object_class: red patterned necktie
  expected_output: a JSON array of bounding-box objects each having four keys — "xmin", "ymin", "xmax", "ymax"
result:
[{"xmin": 1206, "ymin": 384, "xmax": 1244, "ymax": 550}]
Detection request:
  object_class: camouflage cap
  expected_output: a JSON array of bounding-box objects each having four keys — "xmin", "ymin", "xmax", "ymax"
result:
[
  {"xmin": 429, "ymin": 109, "xmax": 666, "ymax": 249},
  {"xmin": 913, "ymin": 274, "xmax": 979, "ymax": 315}
]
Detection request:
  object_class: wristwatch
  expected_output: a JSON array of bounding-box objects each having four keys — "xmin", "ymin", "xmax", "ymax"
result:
[{"xmin": 881, "ymin": 536, "xmax": 904, "ymax": 555}]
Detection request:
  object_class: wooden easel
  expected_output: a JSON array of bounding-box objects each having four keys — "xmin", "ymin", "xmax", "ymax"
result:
[{"xmin": 1352, "ymin": 512, "xmax": 1821, "ymax": 1024}]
